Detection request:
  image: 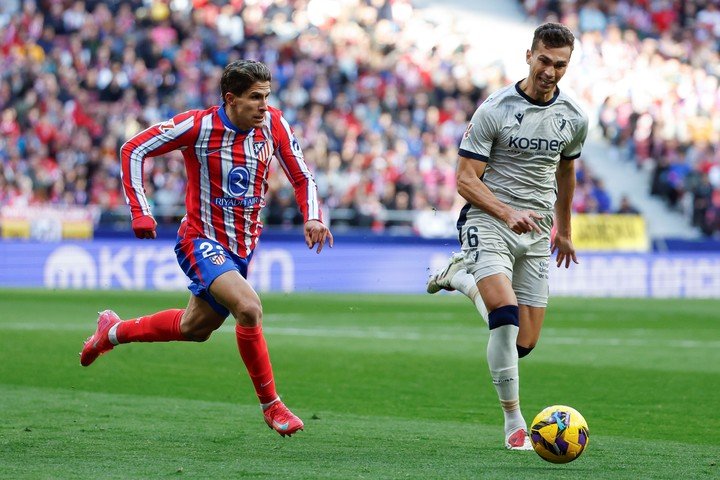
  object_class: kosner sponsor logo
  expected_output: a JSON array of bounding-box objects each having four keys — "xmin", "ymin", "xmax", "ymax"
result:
[{"xmin": 508, "ymin": 136, "xmax": 566, "ymax": 152}]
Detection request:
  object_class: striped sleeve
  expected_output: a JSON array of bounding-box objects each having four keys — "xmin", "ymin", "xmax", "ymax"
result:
[
  {"xmin": 271, "ymin": 110, "xmax": 322, "ymax": 223},
  {"xmin": 119, "ymin": 112, "xmax": 196, "ymax": 219}
]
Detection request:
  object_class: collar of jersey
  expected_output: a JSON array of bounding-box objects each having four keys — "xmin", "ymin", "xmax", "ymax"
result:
[
  {"xmin": 218, "ymin": 103, "xmax": 254, "ymax": 134},
  {"xmin": 514, "ymin": 80, "xmax": 560, "ymax": 107}
]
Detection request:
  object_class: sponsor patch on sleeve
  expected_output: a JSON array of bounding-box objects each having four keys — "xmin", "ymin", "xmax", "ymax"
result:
[
  {"xmin": 463, "ymin": 123, "xmax": 474, "ymax": 139},
  {"xmin": 158, "ymin": 119, "xmax": 176, "ymax": 133},
  {"xmin": 290, "ymin": 135, "xmax": 303, "ymax": 157}
]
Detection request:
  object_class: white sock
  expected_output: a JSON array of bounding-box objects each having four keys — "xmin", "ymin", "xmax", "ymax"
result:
[
  {"xmin": 502, "ymin": 399, "xmax": 526, "ymax": 436},
  {"xmin": 108, "ymin": 323, "xmax": 120, "ymax": 346},
  {"xmin": 261, "ymin": 397, "xmax": 280, "ymax": 411},
  {"xmin": 487, "ymin": 324, "xmax": 525, "ymax": 434},
  {"xmin": 450, "ymin": 272, "xmax": 488, "ymax": 324}
]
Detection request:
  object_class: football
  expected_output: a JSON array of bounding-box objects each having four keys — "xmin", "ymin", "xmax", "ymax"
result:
[{"xmin": 530, "ymin": 405, "xmax": 589, "ymax": 464}]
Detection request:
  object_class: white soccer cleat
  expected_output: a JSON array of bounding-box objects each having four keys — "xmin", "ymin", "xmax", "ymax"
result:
[
  {"xmin": 505, "ymin": 428, "xmax": 533, "ymax": 451},
  {"xmin": 426, "ymin": 252, "xmax": 466, "ymax": 294}
]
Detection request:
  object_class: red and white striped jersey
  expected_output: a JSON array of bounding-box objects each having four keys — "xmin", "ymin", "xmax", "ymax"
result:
[{"xmin": 120, "ymin": 105, "xmax": 322, "ymax": 257}]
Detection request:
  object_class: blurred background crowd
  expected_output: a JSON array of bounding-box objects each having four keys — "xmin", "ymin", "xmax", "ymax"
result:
[
  {"xmin": 0, "ymin": 0, "xmax": 719, "ymax": 236},
  {"xmin": 524, "ymin": 0, "xmax": 720, "ymax": 235}
]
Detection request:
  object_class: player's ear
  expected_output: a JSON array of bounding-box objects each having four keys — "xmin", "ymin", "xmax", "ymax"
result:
[{"xmin": 526, "ymin": 50, "xmax": 532, "ymax": 64}]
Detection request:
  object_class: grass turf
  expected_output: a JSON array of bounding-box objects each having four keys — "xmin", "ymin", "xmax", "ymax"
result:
[{"xmin": 0, "ymin": 289, "xmax": 718, "ymax": 479}]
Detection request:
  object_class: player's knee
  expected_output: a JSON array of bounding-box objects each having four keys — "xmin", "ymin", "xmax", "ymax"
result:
[
  {"xmin": 488, "ymin": 305, "xmax": 520, "ymax": 330},
  {"xmin": 516, "ymin": 344, "xmax": 535, "ymax": 358},
  {"xmin": 230, "ymin": 300, "xmax": 263, "ymax": 327}
]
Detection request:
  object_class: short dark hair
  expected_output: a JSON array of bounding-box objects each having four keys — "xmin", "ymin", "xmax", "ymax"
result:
[
  {"xmin": 531, "ymin": 23, "xmax": 575, "ymax": 52},
  {"xmin": 220, "ymin": 60, "xmax": 272, "ymax": 97}
]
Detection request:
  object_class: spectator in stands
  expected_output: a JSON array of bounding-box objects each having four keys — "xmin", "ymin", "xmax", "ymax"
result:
[
  {"xmin": 691, "ymin": 172, "xmax": 715, "ymax": 234},
  {"xmin": 590, "ymin": 178, "xmax": 612, "ymax": 213},
  {"xmin": 0, "ymin": 0, "xmax": 496, "ymax": 236},
  {"xmin": 4, "ymin": 0, "xmax": 720, "ymax": 236},
  {"xmin": 616, "ymin": 194, "xmax": 641, "ymax": 215}
]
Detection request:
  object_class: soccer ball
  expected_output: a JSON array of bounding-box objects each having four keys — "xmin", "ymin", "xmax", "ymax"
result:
[{"xmin": 530, "ymin": 405, "xmax": 589, "ymax": 464}]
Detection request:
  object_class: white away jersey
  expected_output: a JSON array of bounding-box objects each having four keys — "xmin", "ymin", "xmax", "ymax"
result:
[{"xmin": 459, "ymin": 81, "xmax": 588, "ymax": 211}]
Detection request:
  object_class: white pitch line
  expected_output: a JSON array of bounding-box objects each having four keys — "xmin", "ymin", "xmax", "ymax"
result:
[
  {"xmin": 1, "ymin": 321, "xmax": 719, "ymax": 349},
  {"xmin": 262, "ymin": 327, "xmax": 720, "ymax": 349}
]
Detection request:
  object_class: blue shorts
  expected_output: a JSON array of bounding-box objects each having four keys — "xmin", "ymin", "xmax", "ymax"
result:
[{"xmin": 174, "ymin": 236, "xmax": 252, "ymax": 317}]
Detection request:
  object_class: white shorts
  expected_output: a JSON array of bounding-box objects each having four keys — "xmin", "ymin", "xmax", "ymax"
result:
[{"xmin": 459, "ymin": 211, "xmax": 553, "ymax": 307}]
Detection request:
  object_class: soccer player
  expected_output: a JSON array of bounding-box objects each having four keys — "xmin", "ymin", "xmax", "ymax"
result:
[
  {"xmin": 426, "ymin": 23, "xmax": 587, "ymax": 450},
  {"xmin": 80, "ymin": 60, "xmax": 333, "ymax": 437}
]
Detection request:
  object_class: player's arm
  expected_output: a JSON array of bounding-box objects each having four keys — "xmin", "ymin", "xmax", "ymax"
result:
[
  {"xmin": 120, "ymin": 113, "xmax": 196, "ymax": 239},
  {"xmin": 552, "ymin": 113, "xmax": 588, "ymax": 267},
  {"xmin": 552, "ymin": 158, "xmax": 578, "ymax": 268},
  {"xmin": 273, "ymin": 115, "xmax": 333, "ymax": 253},
  {"xmin": 456, "ymin": 155, "xmax": 541, "ymax": 235}
]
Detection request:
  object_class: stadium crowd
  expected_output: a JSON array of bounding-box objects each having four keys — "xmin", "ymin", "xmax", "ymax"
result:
[
  {"xmin": 0, "ymin": 0, "xmax": 717, "ymax": 236},
  {"xmin": 524, "ymin": 0, "xmax": 720, "ymax": 235}
]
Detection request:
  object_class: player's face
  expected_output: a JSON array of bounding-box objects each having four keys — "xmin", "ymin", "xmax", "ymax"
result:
[
  {"xmin": 224, "ymin": 81, "xmax": 271, "ymax": 130},
  {"xmin": 525, "ymin": 41, "xmax": 572, "ymax": 101}
]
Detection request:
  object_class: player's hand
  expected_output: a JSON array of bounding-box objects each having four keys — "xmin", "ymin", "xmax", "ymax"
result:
[
  {"xmin": 132, "ymin": 215, "xmax": 157, "ymax": 239},
  {"xmin": 304, "ymin": 219, "xmax": 333, "ymax": 254},
  {"xmin": 505, "ymin": 209, "xmax": 543, "ymax": 235},
  {"xmin": 551, "ymin": 233, "xmax": 579, "ymax": 268}
]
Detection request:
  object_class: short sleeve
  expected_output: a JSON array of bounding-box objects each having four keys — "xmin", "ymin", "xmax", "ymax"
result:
[
  {"xmin": 560, "ymin": 113, "xmax": 588, "ymax": 160},
  {"xmin": 458, "ymin": 103, "xmax": 497, "ymax": 162}
]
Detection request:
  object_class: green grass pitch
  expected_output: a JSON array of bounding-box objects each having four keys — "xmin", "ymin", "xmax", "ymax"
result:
[{"xmin": 0, "ymin": 289, "xmax": 718, "ymax": 479}]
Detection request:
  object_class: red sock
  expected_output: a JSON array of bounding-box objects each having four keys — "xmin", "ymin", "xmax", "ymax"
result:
[
  {"xmin": 115, "ymin": 309, "xmax": 186, "ymax": 343},
  {"xmin": 235, "ymin": 325, "xmax": 278, "ymax": 404}
]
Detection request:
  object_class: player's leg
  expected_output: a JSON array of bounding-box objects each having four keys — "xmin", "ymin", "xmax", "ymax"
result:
[
  {"xmin": 79, "ymin": 303, "xmax": 224, "ymax": 367},
  {"xmin": 512, "ymin": 228, "xmax": 552, "ymax": 358},
  {"xmin": 209, "ymin": 270, "xmax": 303, "ymax": 437},
  {"xmin": 517, "ymin": 305, "xmax": 545, "ymax": 357},
  {"xmin": 478, "ymin": 272, "xmax": 532, "ymax": 450},
  {"xmin": 79, "ymin": 236, "xmax": 235, "ymax": 366},
  {"xmin": 209, "ymin": 269, "xmax": 275, "ymax": 403},
  {"xmin": 462, "ymin": 213, "xmax": 532, "ymax": 450},
  {"xmin": 426, "ymin": 252, "xmax": 488, "ymax": 323},
  {"xmin": 80, "ymin": 301, "xmax": 227, "ymax": 368},
  {"xmin": 113, "ymin": 295, "xmax": 226, "ymax": 344},
  {"xmin": 178, "ymin": 293, "xmax": 227, "ymax": 341}
]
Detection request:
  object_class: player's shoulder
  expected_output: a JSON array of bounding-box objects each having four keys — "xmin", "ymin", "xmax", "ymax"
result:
[
  {"xmin": 265, "ymin": 105, "xmax": 288, "ymax": 131},
  {"xmin": 480, "ymin": 83, "xmax": 518, "ymax": 109},
  {"xmin": 160, "ymin": 107, "xmax": 214, "ymax": 130},
  {"xmin": 194, "ymin": 105, "xmax": 221, "ymax": 122},
  {"xmin": 149, "ymin": 109, "xmax": 206, "ymax": 138},
  {"xmin": 267, "ymin": 105, "xmax": 285, "ymax": 121},
  {"xmin": 266, "ymin": 105, "xmax": 294, "ymax": 139},
  {"xmin": 473, "ymin": 84, "xmax": 518, "ymax": 125},
  {"xmin": 170, "ymin": 106, "xmax": 213, "ymax": 120},
  {"xmin": 556, "ymin": 90, "xmax": 587, "ymax": 123}
]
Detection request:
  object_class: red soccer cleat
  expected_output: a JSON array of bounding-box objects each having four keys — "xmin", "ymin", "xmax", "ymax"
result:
[
  {"xmin": 263, "ymin": 401, "xmax": 304, "ymax": 437},
  {"xmin": 505, "ymin": 428, "xmax": 533, "ymax": 450},
  {"xmin": 80, "ymin": 310, "xmax": 121, "ymax": 367}
]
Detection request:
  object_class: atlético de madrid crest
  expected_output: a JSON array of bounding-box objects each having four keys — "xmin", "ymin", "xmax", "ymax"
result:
[
  {"xmin": 210, "ymin": 253, "xmax": 226, "ymax": 265},
  {"xmin": 253, "ymin": 141, "xmax": 266, "ymax": 155}
]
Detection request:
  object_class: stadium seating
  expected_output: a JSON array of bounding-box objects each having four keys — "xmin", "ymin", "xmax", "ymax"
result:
[
  {"xmin": 0, "ymin": 0, "xmax": 717, "ymax": 236},
  {"xmin": 523, "ymin": 0, "xmax": 720, "ymax": 236}
]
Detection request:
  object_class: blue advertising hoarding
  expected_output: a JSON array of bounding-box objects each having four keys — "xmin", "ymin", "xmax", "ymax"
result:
[{"xmin": 1, "ymin": 239, "xmax": 719, "ymax": 298}]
